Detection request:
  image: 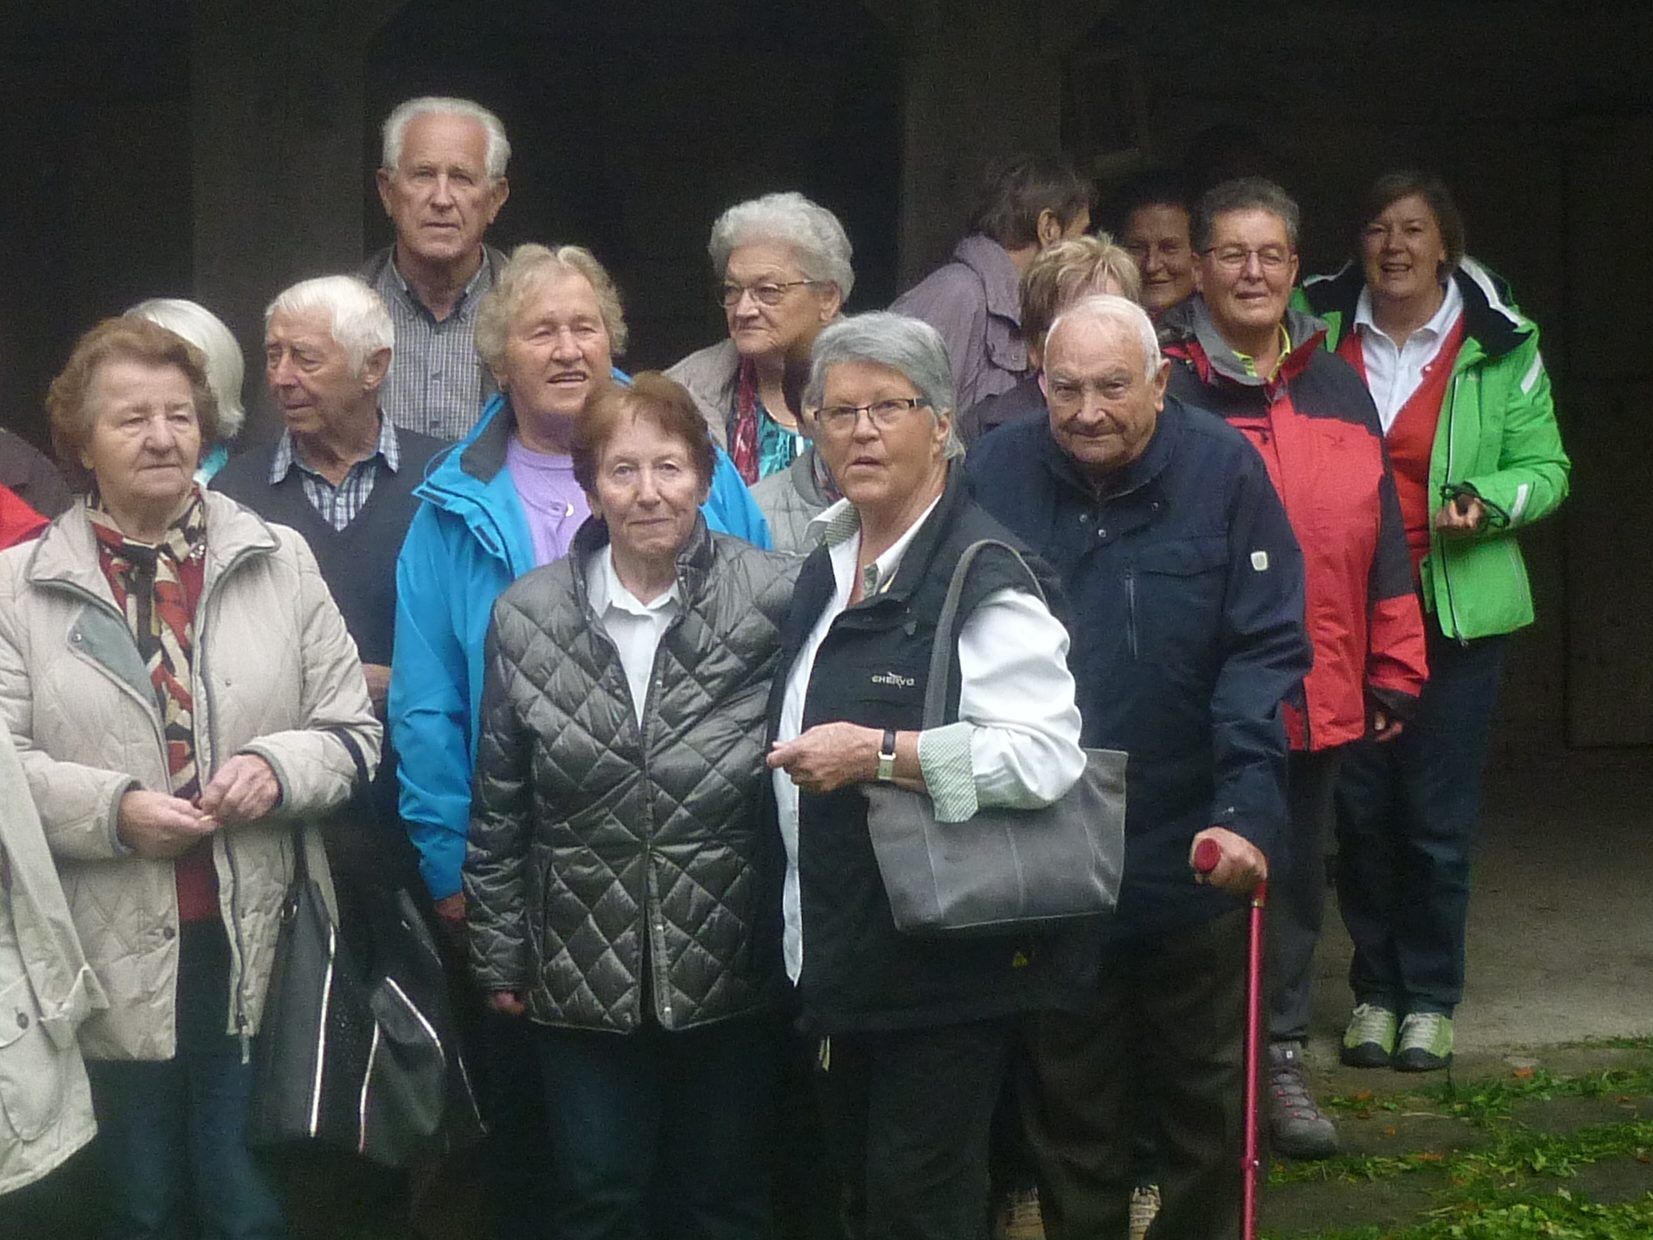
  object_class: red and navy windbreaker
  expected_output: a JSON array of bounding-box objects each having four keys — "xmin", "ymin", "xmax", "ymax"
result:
[{"xmin": 1162, "ymin": 299, "xmax": 1427, "ymax": 751}]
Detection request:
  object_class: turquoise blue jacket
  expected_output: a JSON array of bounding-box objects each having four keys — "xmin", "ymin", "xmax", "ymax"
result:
[{"xmin": 390, "ymin": 388, "xmax": 770, "ymax": 898}]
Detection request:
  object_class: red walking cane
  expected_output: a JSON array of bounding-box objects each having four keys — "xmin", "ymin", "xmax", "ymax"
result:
[{"xmin": 1193, "ymin": 838, "xmax": 1267, "ymax": 1240}]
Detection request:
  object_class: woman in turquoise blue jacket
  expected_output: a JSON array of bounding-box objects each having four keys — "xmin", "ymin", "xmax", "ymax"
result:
[
  {"xmin": 389, "ymin": 245, "xmax": 768, "ymax": 920},
  {"xmin": 1302, "ymin": 173, "xmax": 1569, "ymax": 1075}
]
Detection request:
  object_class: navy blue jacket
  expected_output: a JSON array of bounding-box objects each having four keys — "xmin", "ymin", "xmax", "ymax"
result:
[{"xmin": 967, "ymin": 397, "xmax": 1311, "ymax": 939}]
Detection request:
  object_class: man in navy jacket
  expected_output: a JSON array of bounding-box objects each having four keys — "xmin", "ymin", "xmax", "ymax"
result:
[{"xmin": 968, "ymin": 294, "xmax": 1310, "ymax": 1239}]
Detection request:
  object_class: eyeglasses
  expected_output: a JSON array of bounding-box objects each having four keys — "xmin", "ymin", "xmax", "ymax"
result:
[
  {"xmin": 816, "ymin": 398, "xmax": 930, "ymax": 435},
  {"xmin": 717, "ymin": 280, "xmax": 820, "ymax": 308},
  {"xmin": 1202, "ymin": 245, "xmax": 1294, "ymax": 272}
]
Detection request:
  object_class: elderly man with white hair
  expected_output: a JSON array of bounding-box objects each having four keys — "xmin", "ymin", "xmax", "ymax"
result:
[
  {"xmin": 968, "ymin": 294, "xmax": 1311, "ymax": 1240},
  {"xmin": 362, "ymin": 95, "xmax": 512, "ymax": 441},
  {"xmin": 214, "ymin": 273, "xmax": 442, "ymax": 800}
]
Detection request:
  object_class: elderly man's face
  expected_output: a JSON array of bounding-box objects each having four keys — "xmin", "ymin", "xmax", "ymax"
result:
[
  {"xmin": 1041, "ymin": 315, "xmax": 1168, "ymax": 483},
  {"xmin": 1197, "ymin": 208, "xmax": 1299, "ymax": 346},
  {"xmin": 266, "ymin": 307, "xmax": 386, "ymax": 439},
  {"xmin": 376, "ymin": 112, "xmax": 508, "ymax": 268}
]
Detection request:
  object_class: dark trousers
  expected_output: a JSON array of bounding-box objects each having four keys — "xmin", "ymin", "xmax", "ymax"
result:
[
  {"xmin": 813, "ymin": 1019, "xmax": 1010, "ymax": 1240},
  {"xmin": 86, "ymin": 920, "xmax": 286, "ymax": 1240},
  {"xmin": 1017, "ymin": 911, "xmax": 1247, "ymax": 1240},
  {"xmin": 1335, "ymin": 630, "xmax": 1508, "ymax": 1015},
  {"xmin": 1266, "ymin": 748, "xmax": 1346, "ymax": 1042},
  {"xmin": 535, "ymin": 1016, "xmax": 780, "ymax": 1240}
]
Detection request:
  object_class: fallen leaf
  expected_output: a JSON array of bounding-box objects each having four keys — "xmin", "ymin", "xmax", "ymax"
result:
[
  {"xmin": 1512, "ymin": 1067, "xmax": 1535, "ymax": 1079},
  {"xmin": 1383, "ymin": 1125, "xmax": 1398, "ymax": 1137}
]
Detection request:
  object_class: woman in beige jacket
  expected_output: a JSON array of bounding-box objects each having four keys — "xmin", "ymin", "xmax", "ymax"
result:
[{"xmin": 0, "ymin": 316, "xmax": 381, "ymax": 1239}]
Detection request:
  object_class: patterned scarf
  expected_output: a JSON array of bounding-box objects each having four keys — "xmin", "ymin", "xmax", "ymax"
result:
[
  {"xmin": 730, "ymin": 355, "xmax": 763, "ymax": 483},
  {"xmin": 88, "ymin": 490, "xmax": 208, "ymax": 800}
]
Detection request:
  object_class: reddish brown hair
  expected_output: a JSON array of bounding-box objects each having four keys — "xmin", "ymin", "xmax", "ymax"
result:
[
  {"xmin": 573, "ymin": 372, "xmax": 716, "ymax": 497},
  {"xmin": 47, "ymin": 316, "xmax": 220, "ymax": 481}
]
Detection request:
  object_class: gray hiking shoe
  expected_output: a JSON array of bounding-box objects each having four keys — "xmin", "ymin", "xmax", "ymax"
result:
[
  {"xmin": 1341, "ymin": 1002, "xmax": 1399, "ymax": 1068},
  {"xmin": 1128, "ymin": 1183, "xmax": 1161, "ymax": 1240},
  {"xmin": 1267, "ymin": 1041, "xmax": 1340, "ymax": 1160},
  {"xmin": 1394, "ymin": 1011, "xmax": 1454, "ymax": 1072}
]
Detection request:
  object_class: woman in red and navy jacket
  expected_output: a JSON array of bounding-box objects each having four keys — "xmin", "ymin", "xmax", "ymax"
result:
[{"xmin": 1160, "ymin": 177, "xmax": 1429, "ymax": 1160}]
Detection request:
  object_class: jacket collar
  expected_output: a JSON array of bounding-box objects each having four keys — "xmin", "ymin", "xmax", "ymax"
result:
[
  {"xmin": 25, "ymin": 492, "xmax": 279, "ymax": 609},
  {"xmin": 568, "ymin": 508, "xmax": 715, "ymax": 612},
  {"xmin": 1302, "ymin": 257, "xmax": 1531, "ymax": 360},
  {"xmin": 1162, "ymin": 296, "xmax": 1328, "ymax": 387},
  {"xmin": 953, "ymin": 234, "xmax": 1024, "ymax": 323}
]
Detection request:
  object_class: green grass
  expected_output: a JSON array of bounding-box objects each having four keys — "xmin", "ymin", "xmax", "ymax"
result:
[{"xmin": 1265, "ymin": 1048, "xmax": 1653, "ymax": 1239}]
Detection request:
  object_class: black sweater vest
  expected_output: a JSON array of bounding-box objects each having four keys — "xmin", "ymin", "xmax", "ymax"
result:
[
  {"xmin": 768, "ymin": 469, "xmax": 1095, "ymax": 1033},
  {"xmin": 211, "ymin": 431, "xmax": 445, "ymax": 664}
]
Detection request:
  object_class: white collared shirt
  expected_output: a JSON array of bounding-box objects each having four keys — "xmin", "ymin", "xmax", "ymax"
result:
[
  {"xmin": 1354, "ymin": 276, "xmax": 1464, "ymax": 432},
  {"xmin": 773, "ymin": 496, "xmax": 1086, "ymax": 981},
  {"xmin": 585, "ymin": 546, "xmax": 681, "ymax": 726}
]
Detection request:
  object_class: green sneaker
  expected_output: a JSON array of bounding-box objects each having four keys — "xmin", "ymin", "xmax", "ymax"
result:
[
  {"xmin": 1341, "ymin": 1002, "xmax": 1399, "ymax": 1068},
  {"xmin": 1394, "ymin": 1012, "xmax": 1454, "ymax": 1072}
]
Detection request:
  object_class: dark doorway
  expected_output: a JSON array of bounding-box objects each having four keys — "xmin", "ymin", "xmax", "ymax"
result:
[{"xmin": 364, "ymin": 0, "xmax": 902, "ymax": 372}]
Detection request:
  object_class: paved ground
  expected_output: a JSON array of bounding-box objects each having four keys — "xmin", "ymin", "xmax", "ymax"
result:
[
  {"xmin": 1303, "ymin": 748, "xmax": 1653, "ymax": 1060},
  {"xmin": 1265, "ymin": 748, "xmax": 1653, "ymax": 1238}
]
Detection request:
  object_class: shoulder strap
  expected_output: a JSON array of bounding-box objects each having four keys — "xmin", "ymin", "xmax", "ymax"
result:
[{"xmin": 921, "ymin": 539, "xmax": 1046, "ymax": 728}]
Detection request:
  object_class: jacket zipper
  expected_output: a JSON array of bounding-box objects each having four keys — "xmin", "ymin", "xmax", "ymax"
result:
[
  {"xmin": 196, "ymin": 544, "xmax": 264, "ymax": 1063},
  {"xmin": 1124, "ymin": 569, "xmax": 1138, "ymax": 658},
  {"xmin": 1439, "ymin": 371, "xmax": 1469, "ymax": 646}
]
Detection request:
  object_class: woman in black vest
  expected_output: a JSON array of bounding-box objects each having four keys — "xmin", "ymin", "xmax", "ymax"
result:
[{"xmin": 765, "ymin": 312, "xmax": 1087, "ymax": 1240}]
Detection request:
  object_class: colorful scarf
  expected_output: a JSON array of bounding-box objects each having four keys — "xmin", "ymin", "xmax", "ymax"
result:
[
  {"xmin": 88, "ymin": 491, "xmax": 208, "ymax": 801},
  {"xmin": 730, "ymin": 356, "xmax": 763, "ymax": 483}
]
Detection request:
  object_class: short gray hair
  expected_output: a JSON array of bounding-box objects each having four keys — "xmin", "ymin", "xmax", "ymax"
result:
[
  {"xmin": 708, "ymin": 191, "xmax": 855, "ymax": 301},
  {"xmin": 805, "ymin": 312, "xmax": 964, "ymax": 461},
  {"xmin": 127, "ymin": 298, "xmax": 246, "ymax": 438},
  {"xmin": 381, "ymin": 96, "xmax": 510, "ymax": 181},
  {"xmin": 1044, "ymin": 294, "xmax": 1163, "ymax": 382},
  {"xmin": 265, "ymin": 276, "xmax": 395, "ymax": 378},
  {"xmin": 1194, "ymin": 176, "xmax": 1300, "ymax": 251}
]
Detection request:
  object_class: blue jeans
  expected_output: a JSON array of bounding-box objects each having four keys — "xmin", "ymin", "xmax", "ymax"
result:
[
  {"xmin": 1335, "ymin": 629, "xmax": 1509, "ymax": 1016},
  {"xmin": 87, "ymin": 920, "xmax": 285, "ymax": 1240},
  {"xmin": 535, "ymin": 1015, "xmax": 780, "ymax": 1240}
]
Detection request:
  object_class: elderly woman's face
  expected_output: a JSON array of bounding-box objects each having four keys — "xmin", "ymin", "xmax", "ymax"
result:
[
  {"xmin": 590, "ymin": 414, "xmax": 709, "ymax": 567},
  {"xmin": 80, "ymin": 359, "xmax": 201, "ymax": 521},
  {"xmin": 501, "ymin": 268, "xmax": 614, "ymax": 436},
  {"xmin": 814, "ymin": 360, "xmax": 951, "ymax": 517},
  {"xmin": 1361, "ymin": 194, "xmax": 1448, "ymax": 308},
  {"xmin": 722, "ymin": 241, "xmax": 839, "ymax": 362}
]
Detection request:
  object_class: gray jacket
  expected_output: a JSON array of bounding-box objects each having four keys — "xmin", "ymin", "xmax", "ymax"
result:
[
  {"xmin": 466, "ymin": 517, "xmax": 798, "ymax": 1033},
  {"xmin": 749, "ymin": 447, "xmax": 832, "ymax": 554},
  {"xmin": 665, "ymin": 338, "xmax": 739, "ymax": 450},
  {"xmin": 0, "ymin": 728, "xmax": 103, "ymax": 1194},
  {"xmin": 0, "ymin": 496, "xmax": 381, "ymax": 1060}
]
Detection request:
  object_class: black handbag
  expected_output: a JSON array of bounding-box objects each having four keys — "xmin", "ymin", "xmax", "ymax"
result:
[
  {"xmin": 862, "ymin": 539, "xmax": 1128, "ymax": 937},
  {"xmin": 247, "ymin": 824, "xmax": 483, "ymax": 1168}
]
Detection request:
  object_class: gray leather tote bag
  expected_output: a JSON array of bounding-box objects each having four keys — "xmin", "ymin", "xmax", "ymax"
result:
[{"xmin": 863, "ymin": 540, "xmax": 1127, "ymax": 937}]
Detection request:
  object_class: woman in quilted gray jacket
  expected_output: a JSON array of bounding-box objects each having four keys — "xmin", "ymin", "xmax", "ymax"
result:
[
  {"xmin": 466, "ymin": 373, "xmax": 799, "ymax": 1240},
  {"xmin": 0, "ymin": 317, "xmax": 380, "ymax": 1239}
]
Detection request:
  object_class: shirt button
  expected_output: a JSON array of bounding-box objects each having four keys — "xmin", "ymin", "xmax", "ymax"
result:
[
  {"xmin": 1079, "ymin": 513, "xmax": 1091, "ymax": 524},
  {"xmin": 1097, "ymin": 528, "xmax": 1108, "ymax": 539},
  {"xmin": 15, "ymin": 1012, "xmax": 27, "ymax": 1030}
]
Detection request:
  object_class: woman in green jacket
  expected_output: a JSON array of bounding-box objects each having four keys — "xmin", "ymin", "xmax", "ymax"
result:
[{"xmin": 1302, "ymin": 171, "xmax": 1569, "ymax": 1072}]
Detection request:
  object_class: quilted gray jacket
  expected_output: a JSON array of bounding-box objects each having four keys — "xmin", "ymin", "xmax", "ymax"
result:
[{"xmin": 466, "ymin": 517, "xmax": 798, "ymax": 1033}]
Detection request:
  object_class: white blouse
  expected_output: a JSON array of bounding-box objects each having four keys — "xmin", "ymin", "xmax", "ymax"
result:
[
  {"xmin": 585, "ymin": 546, "xmax": 681, "ymax": 726},
  {"xmin": 1354, "ymin": 276, "xmax": 1464, "ymax": 432},
  {"xmin": 772, "ymin": 497, "xmax": 1086, "ymax": 981}
]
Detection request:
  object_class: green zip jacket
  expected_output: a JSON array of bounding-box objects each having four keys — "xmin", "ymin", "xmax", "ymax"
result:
[{"xmin": 1299, "ymin": 259, "xmax": 1570, "ymax": 640}]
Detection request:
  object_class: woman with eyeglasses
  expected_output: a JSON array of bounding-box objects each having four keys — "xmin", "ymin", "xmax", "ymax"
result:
[
  {"xmin": 765, "ymin": 312, "xmax": 1087, "ymax": 1240},
  {"xmin": 1301, "ymin": 171, "xmax": 1570, "ymax": 1074},
  {"xmin": 669, "ymin": 192, "xmax": 852, "ymax": 486}
]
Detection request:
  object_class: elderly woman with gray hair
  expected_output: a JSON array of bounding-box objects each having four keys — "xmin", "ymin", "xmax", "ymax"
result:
[
  {"xmin": 669, "ymin": 191, "xmax": 853, "ymax": 487},
  {"xmin": 764, "ymin": 311, "xmax": 1088, "ymax": 1239}
]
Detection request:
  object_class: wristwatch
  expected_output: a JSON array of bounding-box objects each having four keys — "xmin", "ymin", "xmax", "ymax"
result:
[{"xmin": 876, "ymin": 728, "xmax": 898, "ymax": 782}]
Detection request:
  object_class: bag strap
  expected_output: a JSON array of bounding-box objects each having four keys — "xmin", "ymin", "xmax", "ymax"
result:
[{"xmin": 921, "ymin": 539, "xmax": 1046, "ymax": 728}]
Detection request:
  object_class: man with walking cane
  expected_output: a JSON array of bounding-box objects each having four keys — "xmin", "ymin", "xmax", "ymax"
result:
[{"xmin": 967, "ymin": 293, "xmax": 1310, "ymax": 1238}]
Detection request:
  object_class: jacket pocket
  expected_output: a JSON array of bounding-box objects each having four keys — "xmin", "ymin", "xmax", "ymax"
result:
[
  {"xmin": 1132, "ymin": 537, "xmax": 1229, "ymax": 667},
  {"xmin": 0, "ymin": 974, "xmax": 66, "ymax": 1141}
]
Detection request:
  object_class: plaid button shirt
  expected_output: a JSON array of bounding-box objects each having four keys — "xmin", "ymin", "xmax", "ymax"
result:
[
  {"xmin": 372, "ymin": 253, "xmax": 494, "ymax": 442},
  {"xmin": 270, "ymin": 416, "xmax": 402, "ymax": 531}
]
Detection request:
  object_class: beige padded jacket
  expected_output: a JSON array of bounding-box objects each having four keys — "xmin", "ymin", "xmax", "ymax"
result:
[{"xmin": 0, "ymin": 494, "xmax": 381, "ymax": 1061}]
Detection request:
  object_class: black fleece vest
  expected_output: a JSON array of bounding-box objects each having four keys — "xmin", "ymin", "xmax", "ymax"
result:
[{"xmin": 772, "ymin": 470, "xmax": 1095, "ymax": 1034}]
